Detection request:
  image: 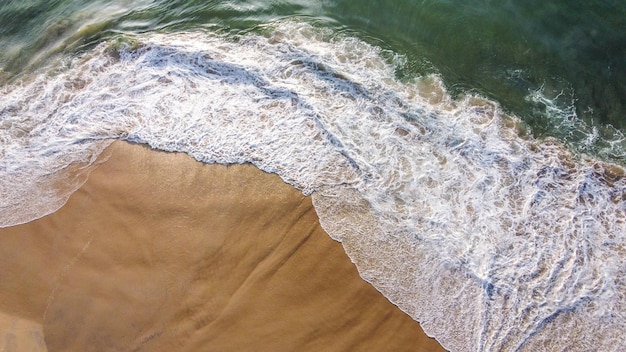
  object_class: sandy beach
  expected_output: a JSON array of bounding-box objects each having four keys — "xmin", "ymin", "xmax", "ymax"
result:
[{"xmin": 0, "ymin": 141, "xmax": 445, "ymax": 351}]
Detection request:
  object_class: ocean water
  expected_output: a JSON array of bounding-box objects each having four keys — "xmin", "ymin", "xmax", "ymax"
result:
[{"xmin": 1, "ymin": 1, "xmax": 625, "ymax": 351}]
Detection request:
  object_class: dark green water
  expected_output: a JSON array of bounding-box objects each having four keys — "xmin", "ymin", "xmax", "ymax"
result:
[{"xmin": 1, "ymin": 0, "xmax": 625, "ymax": 161}]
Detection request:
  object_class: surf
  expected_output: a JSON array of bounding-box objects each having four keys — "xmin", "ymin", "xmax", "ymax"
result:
[{"xmin": 1, "ymin": 20, "xmax": 624, "ymax": 351}]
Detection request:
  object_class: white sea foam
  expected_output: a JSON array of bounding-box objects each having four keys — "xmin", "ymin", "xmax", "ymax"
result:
[
  {"xmin": 525, "ymin": 85, "xmax": 626, "ymax": 163},
  {"xmin": 1, "ymin": 20, "xmax": 625, "ymax": 351}
]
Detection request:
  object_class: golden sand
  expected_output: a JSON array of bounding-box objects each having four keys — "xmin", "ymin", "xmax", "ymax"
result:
[{"xmin": 0, "ymin": 141, "xmax": 446, "ymax": 351}]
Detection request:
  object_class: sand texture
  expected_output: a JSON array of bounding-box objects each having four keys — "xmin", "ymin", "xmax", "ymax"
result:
[{"xmin": 0, "ymin": 141, "xmax": 446, "ymax": 352}]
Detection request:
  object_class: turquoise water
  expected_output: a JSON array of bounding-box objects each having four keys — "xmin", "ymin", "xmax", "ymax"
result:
[{"xmin": 1, "ymin": 1, "xmax": 626, "ymax": 351}]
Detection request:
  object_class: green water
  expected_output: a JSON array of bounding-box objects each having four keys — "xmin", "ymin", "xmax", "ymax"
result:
[
  {"xmin": 325, "ymin": 1, "xmax": 625, "ymax": 126},
  {"xmin": 1, "ymin": 0, "xmax": 625, "ymax": 160}
]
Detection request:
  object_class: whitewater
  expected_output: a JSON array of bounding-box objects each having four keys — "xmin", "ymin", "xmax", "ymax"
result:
[{"xmin": 1, "ymin": 20, "xmax": 625, "ymax": 351}]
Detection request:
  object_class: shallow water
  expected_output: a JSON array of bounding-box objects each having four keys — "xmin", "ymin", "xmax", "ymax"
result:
[{"xmin": 1, "ymin": 2, "xmax": 625, "ymax": 351}]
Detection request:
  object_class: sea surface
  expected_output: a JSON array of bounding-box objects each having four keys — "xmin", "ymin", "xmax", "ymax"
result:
[{"xmin": 1, "ymin": 1, "xmax": 625, "ymax": 351}]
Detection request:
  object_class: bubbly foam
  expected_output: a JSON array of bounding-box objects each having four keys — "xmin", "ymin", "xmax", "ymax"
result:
[
  {"xmin": 1, "ymin": 20, "xmax": 625, "ymax": 351},
  {"xmin": 525, "ymin": 84, "xmax": 626, "ymax": 163}
]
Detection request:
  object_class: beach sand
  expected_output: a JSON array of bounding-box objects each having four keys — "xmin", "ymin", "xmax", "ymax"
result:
[{"xmin": 0, "ymin": 141, "xmax": 446, "ymax": 352}]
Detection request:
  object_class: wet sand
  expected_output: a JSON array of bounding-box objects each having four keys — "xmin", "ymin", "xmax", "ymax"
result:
[{"xmin": 0, "ymin": 141, "xmax": 446, "ymax": 352}]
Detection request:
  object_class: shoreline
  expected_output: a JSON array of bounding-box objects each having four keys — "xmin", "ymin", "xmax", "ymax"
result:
[{"xmin": 0, "ymin": 141, "xmax": 446, "ymax": 351}]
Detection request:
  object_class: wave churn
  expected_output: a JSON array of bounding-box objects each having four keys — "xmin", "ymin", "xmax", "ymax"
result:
[{"xmin": 1, "ymin": 20, "xmax": 625, "ymax": 351}]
